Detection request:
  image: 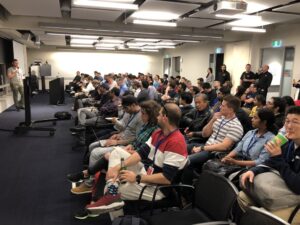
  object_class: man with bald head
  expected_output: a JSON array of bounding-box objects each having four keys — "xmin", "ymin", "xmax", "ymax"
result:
[
  {"xmin": 85, "ymin": 103, "xmax": 188, "ymax": 215},
  {"xmin": 256, "ymin": 64, "xmax": 273, "ymax": 98}
]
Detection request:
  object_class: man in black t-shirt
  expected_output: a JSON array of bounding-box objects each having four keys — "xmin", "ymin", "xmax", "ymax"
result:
[
  {"xmin": 240, "ymin": 64, "xmax": 256, "ymax": 89},
  {"xmin": 217, "ymin": 64, "xmax": 230, "ymax": 85},
  {"xmin": 256, "ymin": 64, "xmax": 273, "ymax": 98}
]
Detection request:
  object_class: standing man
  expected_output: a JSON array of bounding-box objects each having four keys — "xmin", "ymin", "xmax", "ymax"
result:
[
  {"xmin": 240, "ymin": 64, "xmax": 256, "ymax": 89},
  {"xmin": 256, "ymin": 64, "xmax": 273, "ymax": 98},
  {"xmin": 7, "ymin": 59, "xmax": 25, "ymax": 111},
  {"xmin": 217, "ymin": 64, "xmax": 231, "ymax": 85}
]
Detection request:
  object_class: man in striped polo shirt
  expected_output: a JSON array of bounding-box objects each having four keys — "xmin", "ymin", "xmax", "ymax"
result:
[{"xmin": 185, "ymin": 95, "xmax": 244, "ymax": 179}]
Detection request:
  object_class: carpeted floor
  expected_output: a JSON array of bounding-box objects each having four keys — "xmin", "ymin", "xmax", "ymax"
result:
[{"xmin": 0, "ymin": 93, "xmax": 111, "ymax": 225}]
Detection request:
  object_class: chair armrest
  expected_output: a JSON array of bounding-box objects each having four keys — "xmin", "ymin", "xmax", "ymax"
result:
[
  {"xmin": 288, "ymin": 204, "xmax": 300, "ymax": 224},
  {"xmin": 137, "ymin": 184, "xmax": 195, "ymax": 216}
]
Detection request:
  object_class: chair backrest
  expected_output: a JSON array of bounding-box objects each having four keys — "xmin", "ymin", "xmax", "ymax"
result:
[
  {"xmin": 239, "ymin": 206, "xmax": 290, "ymax": 225},
  {"xmin": 194, "ymin": 171, "xmax": 238, "ymax": 221}
]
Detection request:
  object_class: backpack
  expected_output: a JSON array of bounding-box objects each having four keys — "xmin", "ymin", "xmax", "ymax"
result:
[
  {"xmin": 54, "ymin": 111, "xmax": 72, "ymax": 120},
  {"xmin": 112, "ymin": 215, "xmax": 148, "ymax": 225}
]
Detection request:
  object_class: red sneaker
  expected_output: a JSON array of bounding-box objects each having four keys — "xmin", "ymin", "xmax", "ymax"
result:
[{"xmin": 86, "ymin": 193, "xmax": 124, "ymax": 214}]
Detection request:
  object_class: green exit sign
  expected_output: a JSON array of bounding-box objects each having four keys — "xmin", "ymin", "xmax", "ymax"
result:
[{"xmin": 272, "ymin": 40, "xmax": 282, "ymax": 48}]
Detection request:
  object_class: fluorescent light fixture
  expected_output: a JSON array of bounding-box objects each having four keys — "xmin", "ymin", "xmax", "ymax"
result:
[
  {"xmin": 155, "ymin": 45, "xmax": 176, "ymax": 49},
  {"xmin": 71, "ymin": 34, "xmax": 99, "ymax": 39},
  {"xmin": 134, "ymin": 38, "xmax": 160, "ymax": 42},
  {"xmin": 100, "ymin": 39, "xmax": 124, "ymax": 44},
  {"xmin": 173, "ymin": 39, "xmax": 199, "ymax": 43},
  {"xmin": 71, "ymin": 39, "xmax": 96, "ymax": 44},
  {"xmin": 72, "ymin": 0, "xmax": 138, "ymax": 10},
  {"xmin": 133, "ymin": 19, "xmax": 177, "ymax": 27},
  {"xmin": 71, "ymin": 44, "xmax": 94, "ymax": 47},
  {"xmin": 132, "ymin": 11, "xmax": 179, "ymax": 21},
  {"xmin": 142, "ymin": 49, "xmax": 159, "ymax": 52},
  {"xmin": 123, "ymin": 30, "xmax": 160, "ymax": 35},
  {"xmin": 128, "ymin": 46, "xmax": 143, "ymax": 49},
  {"xmin": 215, "ymin": 14, "xmax": 262, "ymax": 19},
  {"xmin": 96, "ymin": 43, "xmax": 118, "ymax": 47},
  {"xmin": 157, "ymin": 42, "xmax": 176, "ymax": 46},
  {"xmin": 231, "ymin": 27, "xmax": 266, "ymax": 33},
  {"xmin": 179, "ymin": 34, "xmax": 222, "ymax": 39},
  {"xmin": 96, "ymin": 47, "xmax": 115, "ymax": 50},
  {"xmin": 127, "ymin": 42, "xmax": 155, "ymax": 46},
  {"xmin": 46, "ymin": 32, "xmax": 69, "ymax": 36}
]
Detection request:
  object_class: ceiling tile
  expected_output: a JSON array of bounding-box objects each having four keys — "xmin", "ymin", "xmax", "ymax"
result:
[
  {"xmin": 71, "ymin": 8, "xmax": 123, "ymax": 21},
  {"xmin": 273, "ymin": 2, "xmax": 300, "ymax": 14},
  {"xmin": 1, "ymin": 0, "xmax": 61, "ymax": 17}
]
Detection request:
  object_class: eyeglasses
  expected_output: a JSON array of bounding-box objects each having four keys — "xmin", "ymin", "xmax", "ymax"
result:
[{"xmin": 285, "ymin": 119, "xmax": 300, "ymax": 126}]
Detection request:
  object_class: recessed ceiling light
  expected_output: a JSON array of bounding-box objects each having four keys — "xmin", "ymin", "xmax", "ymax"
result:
[
  {"xmin": 72, "ymin": 0, "xmax": 138, "ymax": 10},
  {"xmin": 96, "ymin": 47, "xmax": 115, "ymax": 50},
  {"xmin": 133, "ymin": 19, "xmax": 177, "ymax": 27},
  {"xmin": 231, "ymin": 27, "xmax": 266, "ymax": 33},
  {"xmin": 132, "ymin": 11, "xmax": 180, "ymax": 21},
  {"xmin": 100, "ymin": 39, "xmax": 124, "ymax": 44},
  {"xmin": 134, "ymin": 38, "xmax": 160, "ymax": 42},
  {"xmin": 142, "ymin": 49, "xmax": 159, "ymax": 52},
  {"xmin": 71, "ymin": 34, "xmax": 99, "ymax": 39}
]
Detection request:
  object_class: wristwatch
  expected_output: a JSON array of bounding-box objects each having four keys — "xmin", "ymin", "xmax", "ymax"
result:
[
  {"xmin": 136, "ymin": 174, "xmax": 142, "ymax": 184},
  {"xmin": 200, "ymin": 145, "xmax": 205, "ymax": 151}
]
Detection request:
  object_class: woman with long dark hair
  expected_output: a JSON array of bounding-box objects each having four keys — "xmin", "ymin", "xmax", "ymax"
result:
[{"xmin": 205, "ymin": 67, "xmax": 214, "ymax": 85}]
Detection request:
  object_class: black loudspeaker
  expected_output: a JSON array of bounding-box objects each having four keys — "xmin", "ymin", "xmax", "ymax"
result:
[{"xmin": 49, "ymin": 77, "xmax": 64, "ymax": 105}]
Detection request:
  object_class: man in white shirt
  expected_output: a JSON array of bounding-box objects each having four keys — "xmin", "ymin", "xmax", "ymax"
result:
[{"xmin": 7, "ymin": 59, "xmax": 25, "ymax": 111}]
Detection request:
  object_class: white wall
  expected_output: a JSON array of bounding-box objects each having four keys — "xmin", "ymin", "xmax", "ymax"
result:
[
  {"xmin": 27, "ymin": 48, "xmax": 163, "ymax": 88},
  {"xmin": 224, "ymin": 41, "xmax": 251, "ymax": 92},
  {"xmin": 250, "ymin": 23, "xmax": 300, "ymax": 99},
  {"xmin": 163, "ymin": 42, "xmax": 223, "ymax": 84}
]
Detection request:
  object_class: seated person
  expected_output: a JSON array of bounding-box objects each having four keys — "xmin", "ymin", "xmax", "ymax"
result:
[
  {"xmin": 182, "ymin": 95, "xmax": 244, "ymax": 185},
  {"xmin": 179, "ymin": 92, "xmax": 194, "ymax": 123},
  {"xmin": 249, "ymin": 94, "xmax": 266, "ymax": 118},
  {"xmin": 266, "ymin": 97, "xmax": 287, "ymax": 130},
  {"xmin": 241, "ymin": 83, "xmax": 258, "ymax": 112},
  {"xmin": 202, "ymin": 82, "xmax": 217, "ymax": 107},
  {"xmin": 86, "ymin": 95, "xmax": 143, "ymax": 166},
  {"xmin": 84, "ymin": 103, "xmax": 187, "ymax": 215},
  {"xmin": 181, "ymin": 94, "xmax": 211, "ymax": 146},
  {"xmin": 69, "ymin": 100, "xmax": 160, "ymax": 195},
  {"xmin": 220, "ymin": 108, "xmax": 276, "ymax": 178},
  {"xmin": 239, "ymin": 106, "xmax": 300, "ymax": 224},
  {"xmin": 211, "ymin": 86, "xmax": 231, "ymax": 113}
]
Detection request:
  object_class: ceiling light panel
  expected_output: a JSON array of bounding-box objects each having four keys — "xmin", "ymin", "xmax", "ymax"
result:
[
  {"xmin": 133, "ymin": 19, "xmax": 177, "ymax": 27},
  {"xmin": 72, "ymin": 0, "xmax": 138, "ymax": 10},
  {"xmin": 71, "ymin": 39, "xmax": 97, "ymax": 44},
  {"xmin": 128, "ymin": 0, "xmax": 199, "ymax": 21},
  {"xmin": 231, "ymin": 27, "xmax": 266, "ymax": 33},
  {"xmin": 100, "ymin": 39, "xmax": 124, "ymax": 44},
  {"xmin": 71, "ymin": 44, "xmax": 94, "ymax": 47},
  {"xmin": 134, "ymin": 38, "xmax": 160, "ymax": 42}
]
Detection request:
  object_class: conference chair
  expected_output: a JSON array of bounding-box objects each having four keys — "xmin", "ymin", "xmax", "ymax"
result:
[{"xmin": 148, "ymin": 171, "xmax": 239, "ymax": 225}]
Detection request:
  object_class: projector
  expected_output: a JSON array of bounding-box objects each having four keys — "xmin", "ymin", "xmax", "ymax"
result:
[{"xmin": 210, "ymin": 0, "xmax": 247, "ymax": 15}]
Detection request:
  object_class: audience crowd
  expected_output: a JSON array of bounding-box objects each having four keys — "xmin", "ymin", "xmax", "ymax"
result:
[{"xmin": 65, "ymin": 64, "xmax": 300, "ymax": 224}]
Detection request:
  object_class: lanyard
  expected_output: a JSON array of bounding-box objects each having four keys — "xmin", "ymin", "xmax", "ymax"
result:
[
  {"xmin": 214, "ymin": 117, "xmax": 235, "ymax": 140},
  {"xmin": 151, "ymin": 129, "xmax": 178, "ymax": 166},
  {"xmin": 124, "ymin": 111, "xmax": 139, "ymax": 129},
  {"xmin": 245, "ymin": 132, "xmax": 259, "ymax": 157}
]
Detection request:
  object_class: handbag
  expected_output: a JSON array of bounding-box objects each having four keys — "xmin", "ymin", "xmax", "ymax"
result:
[
  {"xmin": 243, "ymin": 171, "xmax": 300, "ymax": 211},
  {"xmin": 203, "ymin": 158, "xmax": 244, "ymax": 177}
]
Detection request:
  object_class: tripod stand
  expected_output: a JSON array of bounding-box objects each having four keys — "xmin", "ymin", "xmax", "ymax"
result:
[{"xmin": 14, "ymin": 77, "xmax": 57, "ymax": 136}]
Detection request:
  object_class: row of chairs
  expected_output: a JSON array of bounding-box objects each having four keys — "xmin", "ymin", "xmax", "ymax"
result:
[{"xmin": 128, "ymin": 171, "xmax": 291, "ymax": 225}]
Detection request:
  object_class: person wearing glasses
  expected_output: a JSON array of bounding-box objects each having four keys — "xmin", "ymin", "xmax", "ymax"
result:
[
  {"xmin": 239, "ymin": 106, "xmax": 300, "ymax": 224},
  {"xmin": 84, "ymin": 103, "xmax": 187, "ymax": 216}
]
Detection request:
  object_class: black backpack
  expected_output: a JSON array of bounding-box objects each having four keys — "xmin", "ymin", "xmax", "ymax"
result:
[
  {"xmin": 112, "ymin": 215, "xmax": 148, "ymax": 225},
  {"xmin": 54, "ymin": 111, "xmax": 72, "ymax": 120}
]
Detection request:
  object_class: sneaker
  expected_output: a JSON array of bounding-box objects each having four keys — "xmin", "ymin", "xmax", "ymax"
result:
[
  {"xmin": 71, "ymin": 182, "xmax": 92, "ymax": 195},
  {"xmin": 86, "ymin": 193, "xmax": 124, "ymax": 214},
  {"xmin": 74, "ymin": 208, "xmax": 99, "ymax": 220},
  {"xmin": 67, "ymin": 171, "xmax": 85, "ymax": 183}
]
